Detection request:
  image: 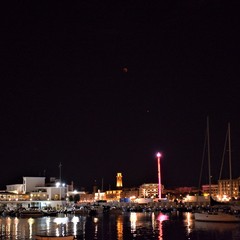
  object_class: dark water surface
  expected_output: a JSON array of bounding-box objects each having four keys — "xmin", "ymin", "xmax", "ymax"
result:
[{"xmin": 1, "ymin": 212, "xmax": 240, "ymax": 239}]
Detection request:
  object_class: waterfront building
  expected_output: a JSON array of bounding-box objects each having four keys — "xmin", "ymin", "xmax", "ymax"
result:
[
  {"xmin": 202, "ymin": 184, "xmax": 218, "ymax": 197},
  {"xmin": 139, "ymin": 183, "xmax": 163, "ymax": 198},
  {"xmin": 66, "ymin": 189, "xmax": 95, "ymax": 203},
  {"xmin": 94, "ymin": 189, "xmax": 107, "ymax": 201},
  {"xmin": 79, "ymin": 192, "xmax": 95, "ymax": 202},
  {"xmin": 1, "ymin": 176, "xmax": 68, "ymax": 209},
  {"xmin": 6, "ymin": 177, "xmax": 45, "ymax": 194},
  {"xmin": 0, "ymin": 191, "xmax": 29, "ymax": 201},
  {"xmin": 105, "ymin": 189, "xmax": 122, "ymax": 201},
  {"xmin": 218, "ymin": 177, "xmax": 240, "ymax": 200},
  {"xmin": 120, "ymin": 187, "xmax": 139, "ymax": 200},
  {"xmin": 30, "ymin": 184, "xmax": 67, "ymax": 201},
  {"xmin": 163, "ymin": 187, "xmax": 198, "ymax": 202},
  {"xmin": 174, "ymin": 186, "xmax": 199, "ymax": 194},
  {"xmin": 6, "ymin": 184, "xmax": 25, "ymax": 194}
]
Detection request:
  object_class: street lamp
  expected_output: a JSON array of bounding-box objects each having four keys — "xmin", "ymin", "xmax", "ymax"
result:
[{"xmin": 156, "ymin": 152, "xmax": 162, "ymax": 200}]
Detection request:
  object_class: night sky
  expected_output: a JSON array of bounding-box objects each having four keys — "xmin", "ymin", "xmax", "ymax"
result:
[{"xmin": 1, "ymin": 1, "xmax": 240, "ymax": 192}]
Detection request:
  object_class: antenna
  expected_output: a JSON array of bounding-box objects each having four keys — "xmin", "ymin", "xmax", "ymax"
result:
[
  {"xmin": 228, "ymin": 123, "xmax": 232, "ymax": 199},
  {"xmin": 59, "ymin": 162, "xmax": 62, "ymax": 183}
]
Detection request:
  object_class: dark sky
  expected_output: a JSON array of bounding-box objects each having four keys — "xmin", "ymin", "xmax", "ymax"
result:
[{"xmin": 1, "ymin": 1, "xmax": 240, "ymax": 192}]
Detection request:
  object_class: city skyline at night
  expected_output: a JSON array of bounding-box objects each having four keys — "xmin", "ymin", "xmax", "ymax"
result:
[{"xmin": 1, "ymin": 1, "xmax": 239, "ymax": 192}]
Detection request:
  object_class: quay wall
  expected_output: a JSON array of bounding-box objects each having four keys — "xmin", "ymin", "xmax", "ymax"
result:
[
  {"xmin": 96, "ymin": 201, "xmax": 211, "ymax": 210},
  {"xmin": 1, "ymin": 200, "xmax": 211, "ymax": 211}
]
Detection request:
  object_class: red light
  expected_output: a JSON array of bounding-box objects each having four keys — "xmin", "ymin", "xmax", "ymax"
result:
[{"xmin": 157, "ymin": 213, "xmax": 169, "ymax": 222}]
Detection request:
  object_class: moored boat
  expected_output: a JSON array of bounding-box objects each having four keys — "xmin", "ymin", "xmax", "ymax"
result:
[
  {"xmin": 194, "ymin": 119, "xmax": 240, "ymax": 223},
  {"xmin": 20, "ymin": 208, "xmax": 44, "ymax": 218},
  {"xmin": 41, "ymin": 207, "xmax": 58, "ymax": 217},
  {"xmin": 194, "ymin": 211, "xmax": 240, "ymax": 222}
]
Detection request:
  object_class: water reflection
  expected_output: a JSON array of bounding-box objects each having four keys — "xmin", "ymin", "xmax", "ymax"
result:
[
  {"xmin": 184, "ymin": 212, "xmax": 193, "ymax": 236},
  {"xmin": 130, "ymin": 212, "xmax": 137, "ymax": 233},
  {"xmin": 28, "ymin": 218, "xmax": 35, "ymax": 239},
  {"xmin": 157, "ymin": 213, "xmax": 169, "ymax": 240},
  {"xmin": 53, "ymin": 216, "xmax": 68, "ymax": 237},
  {"xmin": 14, "ymin": 217, "xmax": 19, "ymax": 238},
  {"xmin": 6, "ymin": 217, "xmax": 11, "ymax": 237},
  {"xmin": 116, "ymin": 215, "xmax": 123, "ymax": 240},
  {"xmin": 93, "ymin": 217, "xmax": 98, "ymax": 239},
  {"xmin": 1, "ymin": 212, "xmax": 239, "ymax": 239},
  {"xmin": 72, "ymin": 216, "xmax": 79, "ymax": 237},
  {"xmin": 0, "ymin": 217, "xmax": 32, "ymax": 239},
  {"xmin": 129, "ymin": 212, "xmax": 169, "ymax": 239}
]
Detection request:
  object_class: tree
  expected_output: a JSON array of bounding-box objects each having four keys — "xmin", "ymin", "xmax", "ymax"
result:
[
  {"xmin": 73, "ymin": 194, "xmax": 80, "ymax": 203},
  {"xmin": 68, "ymin": 195, "xmax": 74, "ymax": 202}
]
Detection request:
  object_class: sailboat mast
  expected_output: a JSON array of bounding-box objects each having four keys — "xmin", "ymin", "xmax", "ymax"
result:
[
  {"xmin": 219, "ymin": 129, "xmax": 228, "ymax": 181},
  {"xmin": 228, "ymin": 122, "xmax": 232, "ymax": 199},
  {"xmin": 207, "ymin": 117, "xmax": 211, "ymax": 197}
]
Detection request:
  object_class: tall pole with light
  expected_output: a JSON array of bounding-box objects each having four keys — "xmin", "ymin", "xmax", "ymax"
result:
[
  {"xmin": 156, "ymin": 152, "xmax": 162, "ymax": 200},
  {"xmin": 59, "ymin": 162, "xmax": 62, "ymax": 200}
]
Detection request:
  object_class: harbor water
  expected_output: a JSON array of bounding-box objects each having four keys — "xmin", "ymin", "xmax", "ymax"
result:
[{"xmin": 0, "ymin": 212, "xmax": 240, "ymax": 239}]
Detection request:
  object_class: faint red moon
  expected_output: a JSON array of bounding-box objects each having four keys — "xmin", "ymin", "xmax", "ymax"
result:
[{"xmin": 122, "ymin": 67, "xmax": 128, "ymax": 73}]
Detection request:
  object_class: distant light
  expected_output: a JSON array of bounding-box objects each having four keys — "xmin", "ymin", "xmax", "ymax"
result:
[
  {"xmin": 56, "ymin": 182, "xmax": 60, "ymax": 187},
  {"xmin": 156, "ymin": 152, "xmax": 161, "ymax": 158}
]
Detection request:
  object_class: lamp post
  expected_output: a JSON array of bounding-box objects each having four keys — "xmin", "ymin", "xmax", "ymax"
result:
[{"xmin": 156, "ymin": 152, "xmax": 162, "ymax": 200}]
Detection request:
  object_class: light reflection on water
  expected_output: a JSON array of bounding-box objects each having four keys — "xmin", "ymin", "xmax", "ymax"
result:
[
  {"xmin": 28, "ymin": 218, "xmax": 35, "ymax": 239},
  {"xmin": 184, "ymin": 212, "xmax": 193, "ymax": 236},
  {"xmin": 0, "ymin": 212, "xmax": 240, "ymax": 239},
  {"xmin": 116, "ymin": 215, "xmax": 123, "ymax": 240},
  {"xmin": 130, "ymin": 212, "xmax": 137, "ymax": 233}
]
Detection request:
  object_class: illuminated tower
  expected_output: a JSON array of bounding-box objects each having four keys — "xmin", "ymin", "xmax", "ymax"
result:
[
  {"xmin": 116, "ymin": 173, "xmax": 123, "ymax": 188},
  {"xmin": 156, "ymin": 152, "xmax": 162, "ymax": 199}
]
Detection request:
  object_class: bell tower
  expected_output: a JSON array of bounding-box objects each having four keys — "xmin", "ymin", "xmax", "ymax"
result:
[{"xmin": 116, "ymin": 173, "xmax": 123, "ymax": 188}]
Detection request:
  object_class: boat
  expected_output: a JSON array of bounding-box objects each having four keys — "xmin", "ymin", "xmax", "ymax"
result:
[
  {"xmin": 35, "ymin": 235, "xmax": 74, "ymax": 240},
  {"xmin": 88, "ymin": 204, "xmax": 104, "ymax": 216},
  {"xmin": 194, "ymin": 211, "xmax": 240, "ymax": 222},
  {"xmin": 194, "ymin": 119, "xmax": 240, "ymax": 222},
  {"xmin": 72, "ymin": 205, "xmax": 89, "ymax": 215},
  {"xmin": 41, "ymin": 207, "xmax": 58, "ymax": 216},
  {"xmin": 20, "ymin": 208, "xmax": 44, "ymax": 218},
  {"xmin": 194, "ymin": 221, "xmax": 240, "ymax": 231}
]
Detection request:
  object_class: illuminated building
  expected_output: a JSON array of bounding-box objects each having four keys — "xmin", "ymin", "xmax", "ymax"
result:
[
  {"xmin": 105, "ymin": 189, "xmax": 122, "ymax": 201},
  {"xmin": 139, "ymin": 183, "xmax": 164, "ymax": 198},
  {"xmin": 120, "ymin": 187, "xmax": 139, "ymax": 199},
  {"xmin": 6, "ymin": 177, "xmax": 45, "ymax": 194},
  {"xmin": 202, "ymin": 184, "xmax": 218, "ymax": 197},
  {"xmin": 3, "ymin": 176, "xmax": 68, "ymax": 209},
  {"xmin": 218, "ymin": 177, "xmax": 240, "ymax": 200}
]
